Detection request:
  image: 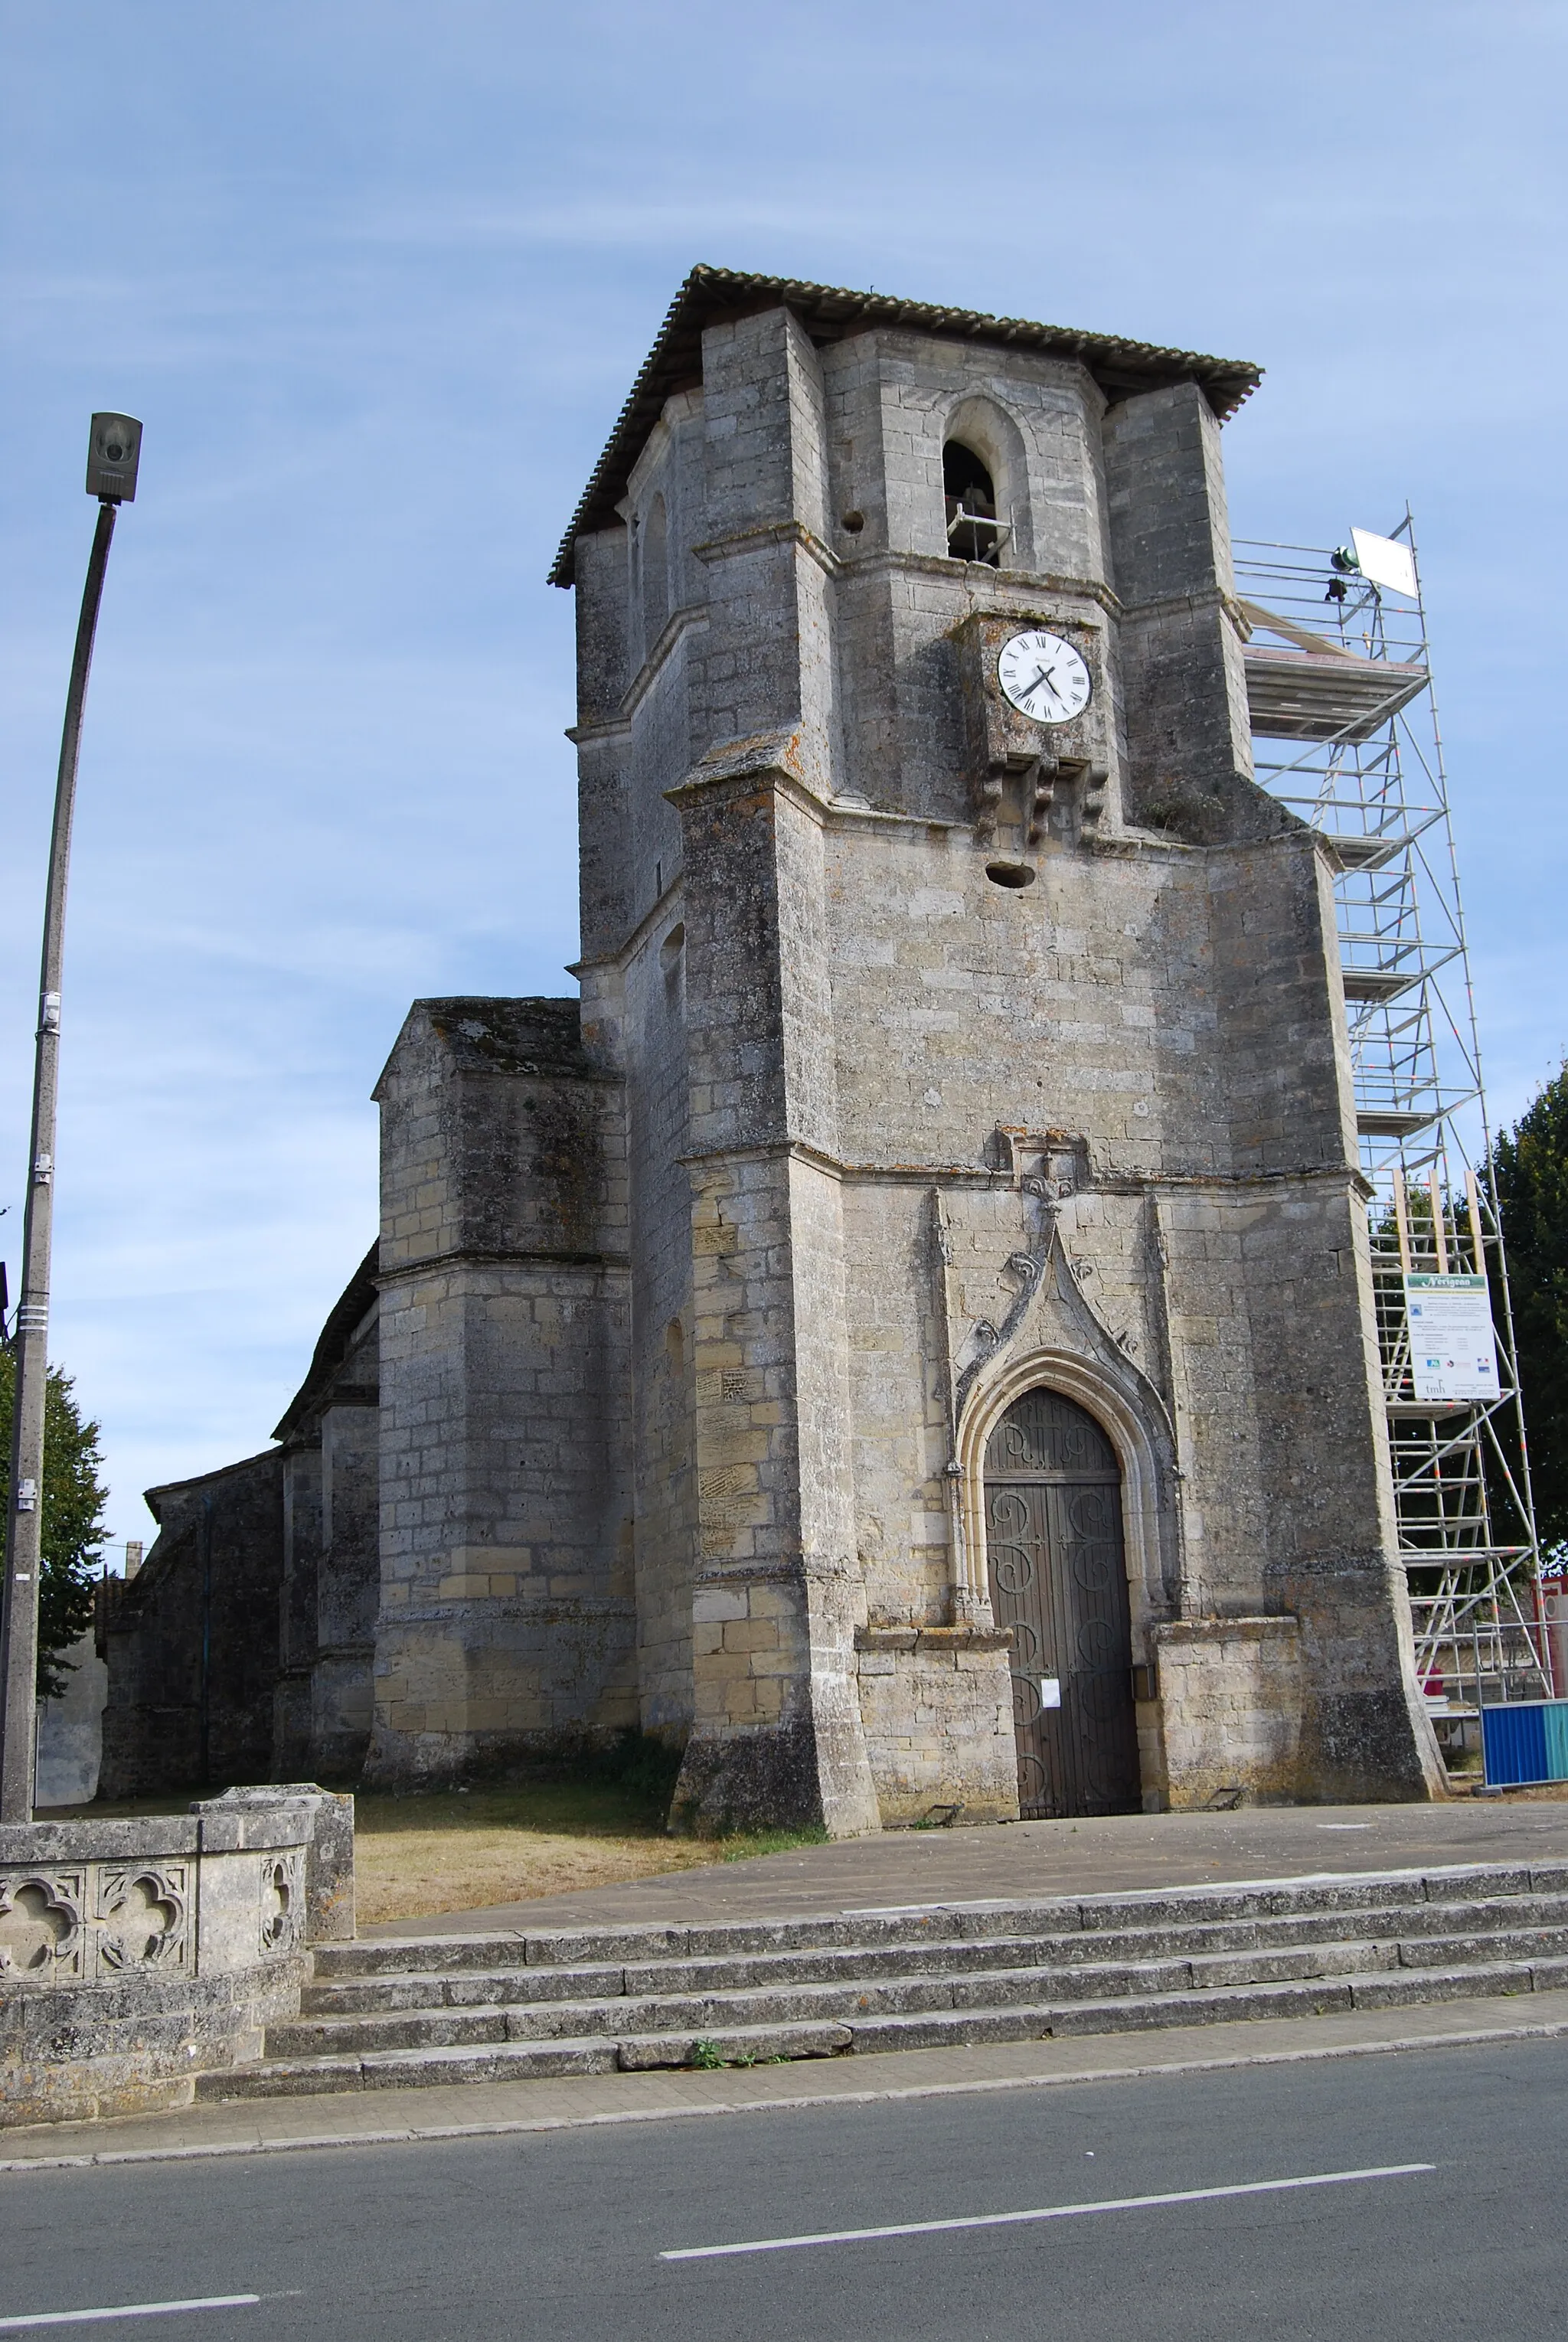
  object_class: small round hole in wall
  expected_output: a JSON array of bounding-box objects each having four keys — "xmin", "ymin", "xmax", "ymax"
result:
[
  {"xmin": 985, "ymin": 861, "xmax": 1036, "ymax": 890},
  {"xmin": 841, "ymin": 510, "xmax": 865, "ymax": 534}
]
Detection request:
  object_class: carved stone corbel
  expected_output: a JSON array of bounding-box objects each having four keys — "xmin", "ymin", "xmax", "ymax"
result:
[{"xmin": 1022, "ymin": 752, "xmax": 1057, "ymax": 846}]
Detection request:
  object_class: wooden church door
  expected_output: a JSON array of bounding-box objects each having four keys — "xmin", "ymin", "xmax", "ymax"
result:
[{"xmin": 982, "ymin": 1388, "xmax": 1141, "ymax": 1818}]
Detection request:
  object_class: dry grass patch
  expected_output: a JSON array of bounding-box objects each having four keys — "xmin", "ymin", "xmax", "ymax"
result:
[
  {"xmin": 43, "ymin": 1781, "xmax": 828, "ymax": 1926},
  {"xmin": 354, "ymin": 1782, "xmax": 825, "ymax": 1923}
]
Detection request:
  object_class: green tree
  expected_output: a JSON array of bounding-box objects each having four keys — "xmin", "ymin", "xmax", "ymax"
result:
[
  {"xmin": 0, "ymin": 1348, "xmax": 109, "ymax": 1698},
  {"xmin": 1490, "ymin": 1063, "xmax": 1568, "ymax": 1560}
]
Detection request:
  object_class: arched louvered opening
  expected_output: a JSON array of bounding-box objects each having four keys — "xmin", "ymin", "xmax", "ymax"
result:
[{"xmin": 943, "ymin": 440, "xmax": 1004, "ymax": 566}]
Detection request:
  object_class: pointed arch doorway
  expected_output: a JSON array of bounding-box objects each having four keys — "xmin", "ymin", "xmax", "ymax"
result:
[{"xmin": 983, "ymin": 1387, "xmax": 1141, "ymax": 1818}]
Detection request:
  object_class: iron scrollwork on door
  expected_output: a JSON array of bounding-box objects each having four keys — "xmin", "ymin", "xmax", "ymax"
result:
[{"xmin": 983, "ymin": 1389, "xmax": 1140, "ymax": 1818}]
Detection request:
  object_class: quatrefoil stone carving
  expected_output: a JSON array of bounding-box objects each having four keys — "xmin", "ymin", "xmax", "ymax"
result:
[
  {"xmin": 260, "ymin": 1854, "xmax": 304, "ymax": 1956},
  {"xmin": 97, "ymin": 1867, "xmax": 188, "ymax": 1971},
  {"xmin": 0, "ymin": 1873, "xmax": 85, "ymax": 1980}
]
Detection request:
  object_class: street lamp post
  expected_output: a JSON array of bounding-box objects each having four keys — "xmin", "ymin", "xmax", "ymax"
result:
[{"xmin": 0, "ymin": 413, "xmax": 142, "ymax": 1822}]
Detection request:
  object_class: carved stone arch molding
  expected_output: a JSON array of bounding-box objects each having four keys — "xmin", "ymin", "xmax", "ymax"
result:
[{"xmin": 951, "ymin": 1234, "xmax": 1181, "ymax": 1648}]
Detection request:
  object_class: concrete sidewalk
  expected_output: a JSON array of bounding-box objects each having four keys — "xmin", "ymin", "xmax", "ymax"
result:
[
  {"xmin": 5, "ymin": 1984, "xmax": 1567, "ymax": 2174},
  {"xmin": 367, "ymin": 1798, "xmax": 1568, "ymax": 1938}
]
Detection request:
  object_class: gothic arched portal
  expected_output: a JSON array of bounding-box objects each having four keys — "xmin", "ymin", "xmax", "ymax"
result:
[{"xmin": 982, "ymin": 1387, "xmax": 1141, "ymax": 1818}]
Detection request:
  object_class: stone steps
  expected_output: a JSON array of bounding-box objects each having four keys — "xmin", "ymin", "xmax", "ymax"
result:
[
  {"xmin": 193, "ymin": 1862, "xmax": 1568, "ymax": 2104},
  {"xmin": 264, "ymin": 1928, "xmax": 1568, "ymax": 2061},
  {"xmin": 294, "ymin": 1896, "xmax": 1568, "ymax": 2014}
]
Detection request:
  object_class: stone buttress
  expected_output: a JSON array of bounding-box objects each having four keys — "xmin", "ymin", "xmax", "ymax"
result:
[{"xmin": 363, "ymin": 998, "xmax": 635, "ymax": 1787}]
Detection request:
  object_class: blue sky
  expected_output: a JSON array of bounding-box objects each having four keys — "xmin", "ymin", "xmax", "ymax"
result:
[{"xmin": 2, "ymin": 0, "xmax": 1565, "ymax": 1547}]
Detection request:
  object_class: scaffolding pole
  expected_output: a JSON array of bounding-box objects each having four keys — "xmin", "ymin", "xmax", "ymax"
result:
[{"xmin": 1235, "ymin": 521, "xmax": 1547, "ymax": 1769}]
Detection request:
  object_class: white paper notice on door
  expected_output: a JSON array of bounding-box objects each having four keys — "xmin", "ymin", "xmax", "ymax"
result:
[{"xmin": 1403, "ymin": 1272, "xmax": 1501, "ymax": 1403}]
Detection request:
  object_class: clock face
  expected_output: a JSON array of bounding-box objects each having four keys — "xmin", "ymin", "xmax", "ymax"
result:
[{"xmin": 997, "ymin": 630, "xmax": 1093, "ymax": 725}]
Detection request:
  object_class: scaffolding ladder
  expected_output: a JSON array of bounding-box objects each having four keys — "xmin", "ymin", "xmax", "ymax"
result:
[{"xmin": 1233, "ymin": 523, "xmax": 1548, "ymax": 1765}]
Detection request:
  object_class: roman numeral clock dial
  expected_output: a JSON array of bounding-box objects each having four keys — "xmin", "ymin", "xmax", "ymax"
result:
[{"xmin": 996, "ymin": 629, "xmax": 1093, "ymax": 724}]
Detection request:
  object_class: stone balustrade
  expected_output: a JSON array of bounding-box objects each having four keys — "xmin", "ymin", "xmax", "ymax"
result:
[{"xmin": 0, "ymin": 1785, "xmax": 352, "ymax": 2127}]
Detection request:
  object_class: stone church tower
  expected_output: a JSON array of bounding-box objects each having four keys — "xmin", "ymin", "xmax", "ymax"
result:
[
  {"xmin": 103, "ymin": 268, "xmax": 1446, "ymax": 1824},
  {"xmin": 360, "ymin": 266, "xmax": 1442, "ymax": 1826}
]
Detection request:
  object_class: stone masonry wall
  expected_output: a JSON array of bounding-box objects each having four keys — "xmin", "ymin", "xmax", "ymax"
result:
[
  {"xmin": 665, "ymin": 741, "xmax": 878, "ymax": 1835},
  {"xmin": 99, "ymin": 1452, "xmax": 285, "ymax": 1800},
  {"xmin": 366, "ymin": 997, "xmax": 636, "ymax": 1787},
  {"xmin": 272, "ymin": 1248, "xmax": 381, "ymax": 1786},
  {"xmin": 1146, "ymin": 1618, "xmax": 1306, "ymax": 1808},
  {"xmin": 855, "ymin": 1626, "xmax": 1018, "ymax": 1824}
]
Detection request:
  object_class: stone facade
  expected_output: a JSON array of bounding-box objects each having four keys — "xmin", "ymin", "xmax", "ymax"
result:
[{"xmin": 100, "ymin": 269, "xmax": 1445, "ymax": 1823}]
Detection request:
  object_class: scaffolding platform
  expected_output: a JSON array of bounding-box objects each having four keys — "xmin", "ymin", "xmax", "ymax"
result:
[
  {"xmin": 1236, "ymin": 523, "xmax": 1548, "ymax": 1762},
  {"xmin": 1243, "ymin": 639, "xmax": 1430, "ymax": 742}
]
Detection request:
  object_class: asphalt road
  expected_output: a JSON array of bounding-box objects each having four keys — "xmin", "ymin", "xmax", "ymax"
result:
[{"xmin": 3, "ymin": 2039, "xmax": 1563, "ymax": 2338}]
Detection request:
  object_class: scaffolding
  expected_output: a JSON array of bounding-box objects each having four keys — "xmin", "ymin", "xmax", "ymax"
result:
[{"xmin": 1233, "ymin": 521, "xmax": 1550, "ymax": 1767}]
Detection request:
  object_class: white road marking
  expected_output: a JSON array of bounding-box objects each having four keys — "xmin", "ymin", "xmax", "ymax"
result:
[
  {"xmin": 660, "ymin": 2161, "xmax": 1436, "ymax": 2260},
  {"xmin": 0, "ymin": 2297, "xmax": 261, "ymax": 2329}
]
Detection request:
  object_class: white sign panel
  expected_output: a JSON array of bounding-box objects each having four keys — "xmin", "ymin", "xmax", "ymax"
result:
[
  {"xmin": 1404, "ymin": 1273, "xmax": 1500, "ymax": 1403},
  {"xmin": 1351, "ymin": 528, "xmax": 1419, "ymax": 599}
]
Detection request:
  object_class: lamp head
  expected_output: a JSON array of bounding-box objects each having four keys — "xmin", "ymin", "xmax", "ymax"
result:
[{"xmin": 86, "ymin": 413, "xmax": 142, "ymax": 502}]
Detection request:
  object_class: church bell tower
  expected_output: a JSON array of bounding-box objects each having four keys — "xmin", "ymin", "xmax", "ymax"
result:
[
  {"xmin": 551, "ymin": 268, "xmax": 1446, "ymax": 1827},
  {"xmin": 371, "ymin": 267, "xmax": 1444, "ymax": 1824}
]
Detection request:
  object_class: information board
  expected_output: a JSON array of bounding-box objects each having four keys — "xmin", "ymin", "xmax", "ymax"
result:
[{"xmin": 1403, "ymin": 1272, "xmax": 1501, "ymax": 1404}]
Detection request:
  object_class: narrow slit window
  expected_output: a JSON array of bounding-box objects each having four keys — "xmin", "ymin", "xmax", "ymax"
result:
[
  {"xmin": 944, "ymin": 442, "xmax": 1006, "ymax": 567},
  {"xmin": 641, "ymin": 492, "xmax": 670, "ymax": 648}
]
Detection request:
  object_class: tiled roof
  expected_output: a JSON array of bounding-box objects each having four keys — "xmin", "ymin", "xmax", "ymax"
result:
[{"xmin": 548, "ymin": 265, "xmax": 1261, "ymax": 586}]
